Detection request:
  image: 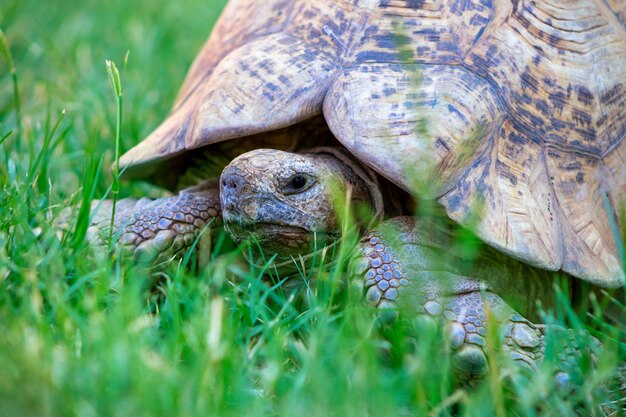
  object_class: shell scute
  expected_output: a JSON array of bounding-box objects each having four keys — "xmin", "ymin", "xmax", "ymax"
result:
[{"xmin": 324, "ymin": 63, "xmax": 504, "ymax": 197}]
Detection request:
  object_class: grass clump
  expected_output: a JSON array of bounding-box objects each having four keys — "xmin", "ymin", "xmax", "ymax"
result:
[{"xmin": 0, "ymin": 1, "xmax": 624, "ymax": 416}]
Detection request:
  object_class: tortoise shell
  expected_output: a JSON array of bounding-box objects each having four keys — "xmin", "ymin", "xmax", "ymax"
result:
[{"xmin": 120, "ymin": 0, "xmax": 626, "ymax": 288}]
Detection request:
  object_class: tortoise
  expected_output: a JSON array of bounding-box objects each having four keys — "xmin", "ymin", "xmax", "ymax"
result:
[{"xmin": 89, "ymin": 0, "xmax": 625, "ymax": 377}]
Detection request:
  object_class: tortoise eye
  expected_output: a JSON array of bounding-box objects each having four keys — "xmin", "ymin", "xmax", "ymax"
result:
[
  {"xmin": 291, "ymin": 175, "xmax": 307, "ymax": 189},
  {"xmin": 284, "ymin": 174, "xmax": 314, "ymax": 194}
]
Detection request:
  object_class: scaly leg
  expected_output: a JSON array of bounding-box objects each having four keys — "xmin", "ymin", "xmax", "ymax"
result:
[
  {"xmin": 353, "ymin": 216, "xmax": 595, "ymax": 381},
  {"xmin": 67, "ymin": 181, "xmax": 223, "ymax": 264}
]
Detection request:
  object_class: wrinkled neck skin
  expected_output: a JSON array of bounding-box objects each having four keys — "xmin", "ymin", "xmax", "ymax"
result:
[{"xmin": 220, "ymin": 148, "xmax": 383, "ymax": 275}]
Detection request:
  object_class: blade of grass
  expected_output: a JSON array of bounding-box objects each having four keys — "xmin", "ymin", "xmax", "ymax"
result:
[
  {"xmin": 105, "ymin": 59, "xmax": 123, "ymax": 249},
  {"xmin": 0, "ymin": 130, "xmax": 12, "ymax": 147},
  {"xmin": 70, "ymin": 156, "xmax": 103, "ymax": 250},
  {"xmin": 38, "ymin": 118, "xmax": 71, "ymax": 198},
  {"xmin": 178, "ymin": 220, "xmax": 215, "ymax": 272},
  {"xmin": 0, "ymin": 130, "xmax": 12, "ymax": 167},
  {"xmin": 27, "ymin": 110, "xmax": 65, "ymax": 185}
]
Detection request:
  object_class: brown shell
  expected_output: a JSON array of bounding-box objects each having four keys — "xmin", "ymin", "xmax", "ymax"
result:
[{"xmin": 120, "ymin": 0, "xmax": 626, "ymax": 288}]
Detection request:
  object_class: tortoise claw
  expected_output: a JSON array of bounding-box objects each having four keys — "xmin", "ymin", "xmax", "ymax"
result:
[{"xmin": 453, "ymin": 345, "xmax": 488, "ymax": 378}]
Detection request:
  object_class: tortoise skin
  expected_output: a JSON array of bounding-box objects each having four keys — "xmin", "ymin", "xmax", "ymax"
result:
[{"xmin": 119, "ymin": 0, "xmax": 625, "ymax": 288}]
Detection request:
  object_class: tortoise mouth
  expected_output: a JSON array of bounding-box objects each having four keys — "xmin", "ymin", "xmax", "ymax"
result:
[
  {"xmin": 225, "ymin": 221, "xmax": 312, "ymax": 243},
  {"xmin": 225, "ymin": 219, "xmax": 339, "ymax": 271}
]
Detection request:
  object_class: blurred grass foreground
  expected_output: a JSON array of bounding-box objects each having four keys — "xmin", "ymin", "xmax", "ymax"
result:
[{"xmin": 0, "ymin": 1, "xmax": 624, "ymax": 416}]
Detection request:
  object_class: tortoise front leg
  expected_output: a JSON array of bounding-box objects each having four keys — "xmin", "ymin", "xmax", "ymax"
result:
[
  {"xmin": 353, "ymin": 217, "xmax": 588, "ymax": 382},
  {"xmin": 82, "ymin": 180, "xmax": 223, "ymax": 264}
]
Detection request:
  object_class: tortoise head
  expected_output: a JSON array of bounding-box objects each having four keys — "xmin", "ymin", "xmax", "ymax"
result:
[{"xmin": 220, "ymin": 148, "xmax": 382, "ymax": 271}]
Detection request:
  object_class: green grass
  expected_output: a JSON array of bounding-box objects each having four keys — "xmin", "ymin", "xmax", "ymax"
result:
[{"xmin": 1, "ymin": 1, "xmax": 625, "ymax": 416}]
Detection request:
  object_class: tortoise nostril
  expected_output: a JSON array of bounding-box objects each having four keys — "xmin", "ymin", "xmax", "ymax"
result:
[{"xmin": 221, "ymin": 171, "xmax": 245, "ymax": 191}]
